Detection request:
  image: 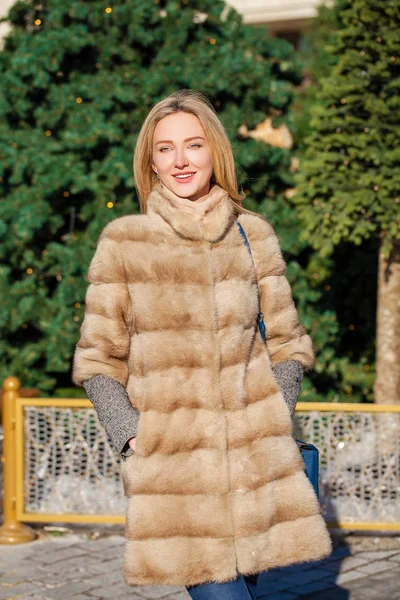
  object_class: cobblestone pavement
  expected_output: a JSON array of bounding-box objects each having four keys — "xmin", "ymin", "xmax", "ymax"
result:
[{"xmin": 1, "ymin": 527, "xmax": 400, "ymax": 600}]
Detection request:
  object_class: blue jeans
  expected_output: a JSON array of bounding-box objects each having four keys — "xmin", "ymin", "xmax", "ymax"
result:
[{"xmin": 186, "ymin": 572, "xmax": 259, "ymax": 600}]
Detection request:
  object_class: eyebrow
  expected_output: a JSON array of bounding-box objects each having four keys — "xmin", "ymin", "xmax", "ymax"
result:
[{"xmin": 155, "ymin": 136, "xmax": 205, "ymax": 145}]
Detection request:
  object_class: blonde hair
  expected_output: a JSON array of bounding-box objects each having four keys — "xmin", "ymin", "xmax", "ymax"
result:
[{"xmin": 133, "ymin": 89, "xmax": 262, "ymax": 218}]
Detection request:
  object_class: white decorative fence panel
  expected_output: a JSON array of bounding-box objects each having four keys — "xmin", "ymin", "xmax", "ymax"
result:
[
  {"xmin": 16, "ymin": 399, "xmax": 400, "ymax": 529},
  {"xmin": 295, "ymin": 405, "xmax": 400, "ymax": 527},
  {"xmin": 23, "ymin": 405, "xmax": 126, "ymax": 516}
]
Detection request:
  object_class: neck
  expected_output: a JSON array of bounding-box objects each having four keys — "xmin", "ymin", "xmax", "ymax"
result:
[{"xmin": 184, "ymin": 182, "xmax": 211, "ymax": 203}]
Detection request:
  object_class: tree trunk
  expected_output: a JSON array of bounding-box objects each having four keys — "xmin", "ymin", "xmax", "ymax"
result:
[{"xmin": 374, "ymin": 236, "xmax": 400, "ymax": 404}]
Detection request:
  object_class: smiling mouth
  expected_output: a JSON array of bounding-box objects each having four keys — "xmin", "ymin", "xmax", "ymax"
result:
[{"xmin": 173, "ymin": 173, "xmax": 196, "ymax": 181}]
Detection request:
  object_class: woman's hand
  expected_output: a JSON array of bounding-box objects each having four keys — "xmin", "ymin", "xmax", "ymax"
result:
[{"xmin": 128, "ymin": 436, "xmax": 136, "ymax": 452}]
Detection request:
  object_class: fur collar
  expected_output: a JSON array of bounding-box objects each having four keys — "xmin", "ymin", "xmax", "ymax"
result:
[{"xmin": 146, "ymin": 181, "xmax": 237, "ymax": 242}]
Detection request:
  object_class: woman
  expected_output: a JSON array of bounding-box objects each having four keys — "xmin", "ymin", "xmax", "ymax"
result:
[{"xmin": 72, "ymin": 89, "xmax": 332, "ymax": 598}]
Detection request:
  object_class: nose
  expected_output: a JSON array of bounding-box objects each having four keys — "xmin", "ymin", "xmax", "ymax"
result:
[{"xmin": 175, "ymin": 147, "xmax": 189, "ymax": 169}]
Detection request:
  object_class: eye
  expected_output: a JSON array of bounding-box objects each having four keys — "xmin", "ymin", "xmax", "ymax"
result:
[
  {"xmin": 159, "ymin": 147, "xmax": 170, "ymax": 152},
  {"xmin": 190, "ymin": 144, "xmax": 202, "ymax": 149}
]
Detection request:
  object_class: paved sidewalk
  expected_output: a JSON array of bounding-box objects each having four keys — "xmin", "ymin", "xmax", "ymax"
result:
[{"xmin": 1, "ymin": 528, "xmax": 400, "ymax": 600}]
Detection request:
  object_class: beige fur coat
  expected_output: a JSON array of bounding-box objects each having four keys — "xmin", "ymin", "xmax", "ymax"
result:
[{"xmin": 72, "ymin": 183, "xmax": 332, "ymax": 587}]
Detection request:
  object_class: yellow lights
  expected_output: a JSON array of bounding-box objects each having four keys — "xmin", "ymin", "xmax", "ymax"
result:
[
  {"xmin": 208, "ymin": 38, "xmax": 216, "ymax": 45},
  {"xmin": 373, "ymin": 185, "xmax": 379, "ymax": 191},
  {"xmin": 349, "ymin": 324, "xmax": 355, "ymax": 331},
  {"xmin": 74, "ymin": 316, "xmax": 80, "ymax": 322},
  {"xmin": 34, "ymin": 19, "xmax": 41, "ymax": 25},
  {"xmin": 105, "ymin": 7, "xmax": 112, "ymax": 13},
  {"xmin": 343, "ymin": 160, "xmax": 349, "ymax": 166},
  {"xmin": 42, "ymin": 249, "xmax": 48, "ymax": 255},
  {"xmin": 45, "ymin": 130, "xmax": 51, "ymax": 136},
  {"xmin": 75, "ymin": 303, "xmax": 81, "ymax": 309},
  {"xmin": 325, "ymin": 285, "xmax": 331, "ymax": 291},
  {"xmin": 107, "ymin": 201, "xmax": 114, "ymax": 208},
  {"xmin": 63, "ymin": 191, "xmax": 70, "ymax": 197},
  {"xmin": 340, "ymin": 98, "xmax": 346, "ymax": 104},
  {"xmin": 26, "ymin": 268, "xmax": 33, "ymax": 275},
  {"xmin": 76, "ymin": 97, "xmax": 83, "ymax": 104},
  {"xmin": 22, "ymin": 323, "xmax": 28, "ymax": 329},
  {"xmin": 364, "ymin": 127, "xmax": 369, "ymax": 132}
]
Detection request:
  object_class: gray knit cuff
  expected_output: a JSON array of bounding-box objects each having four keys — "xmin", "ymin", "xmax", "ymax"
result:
[
  {"xmin": 82, "ymin": 374, "xmax": 140, "ymax": 460},
  {"xmin": 272, "ymin": 359, "xmax": 304, "ymax": 418}
]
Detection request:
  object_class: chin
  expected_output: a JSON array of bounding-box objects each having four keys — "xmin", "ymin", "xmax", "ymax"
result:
[{"xmin": 171, "ymin": 183, "xmax": 201, "ymax": 197}]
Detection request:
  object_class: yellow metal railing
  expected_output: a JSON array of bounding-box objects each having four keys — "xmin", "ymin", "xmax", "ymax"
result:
[{"xmin": 1, "ymin": 377, "xmax": 400, "ymax": 544}]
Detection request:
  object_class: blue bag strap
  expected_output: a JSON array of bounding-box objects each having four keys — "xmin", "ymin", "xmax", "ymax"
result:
[
  {"xmin": 237, "ymin": 224, "xmax": 319, "ymax": 499},
  {"xmin": 236, "ymin": 221, "xmax": 267, "ymax": 344}
]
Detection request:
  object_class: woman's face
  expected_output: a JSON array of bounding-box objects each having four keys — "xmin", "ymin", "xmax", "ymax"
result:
[{"xmin": 152, "ymin": 111, "xmax": 214, "ymax": 201}]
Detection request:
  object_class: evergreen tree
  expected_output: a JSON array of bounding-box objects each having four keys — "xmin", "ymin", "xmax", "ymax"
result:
[
  {"xmin": 292, "ymin": 0, "xmax": 346, "ymax": 143},
  {"xmin": 0, "ymin": 0, "xmax": 306, "ymax": 394},
  {"xmin": 293, "ymin": 0, "xmax": 400, "ymax": 403},
  {"xmin": 287, "ymin": 0, "xmax": 377, "ymax": 404}
]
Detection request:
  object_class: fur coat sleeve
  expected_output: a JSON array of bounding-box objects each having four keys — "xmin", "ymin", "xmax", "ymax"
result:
[
  {"xmin": 72, "ymin": 227, "xmax": 133, "ymax": 388},
  {"xmin": 239, "ymin": 214, "xmax": 315, "ymax": 372}
]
